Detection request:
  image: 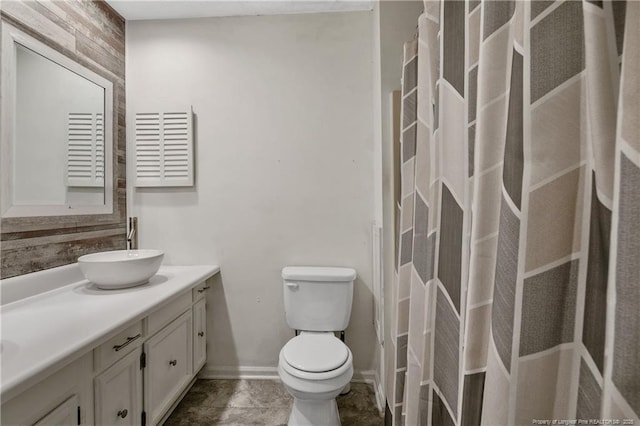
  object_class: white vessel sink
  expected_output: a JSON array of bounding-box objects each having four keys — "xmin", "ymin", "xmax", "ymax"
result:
[
  {"xmin": 0, "ymin": 340, "xmax": 18, "ymax": 363},
  {"xmin": 78, "ymin": 249, "xmax": 164, "ymax": 289}
]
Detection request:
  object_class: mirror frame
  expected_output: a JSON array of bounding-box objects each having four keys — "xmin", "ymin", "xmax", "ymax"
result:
[{"xmin": 0, "ymin": 21, "xmax": 114, "ymax": 218}]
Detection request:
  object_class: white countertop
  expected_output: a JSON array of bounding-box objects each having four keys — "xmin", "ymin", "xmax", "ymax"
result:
[{"xmin": 0, "ymin": 265, "xmax": 219, "ymax": 402}]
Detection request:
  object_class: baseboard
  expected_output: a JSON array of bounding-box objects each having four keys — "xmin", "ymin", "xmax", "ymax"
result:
[
  {"xmin": 198, "ymin": 365, "xmax": 280, "ymax": 380},
  {"xmin": 355, "ymin": 370, "xmax": 385, "ymax": 414},
  {"xmin": 199, "ymin": 365, "xmax": 384, "ymax": 411}
]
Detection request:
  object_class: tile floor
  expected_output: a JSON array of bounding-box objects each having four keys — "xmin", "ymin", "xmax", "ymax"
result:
[{"xmin": 164, "ymin": 379, "xmax": 384, "ymax": 426}]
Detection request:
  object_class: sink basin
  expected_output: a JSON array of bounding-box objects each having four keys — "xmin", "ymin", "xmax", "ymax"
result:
[
  {"xmin": 0, "ymin": 339, "xmax": 19, "ymax": 363},
  {"xmin": 78, "ymin": 249, "xmax": 164, "ymax": 289}
]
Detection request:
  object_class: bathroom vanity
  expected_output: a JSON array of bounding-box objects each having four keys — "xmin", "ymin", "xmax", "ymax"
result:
[{"xmin": 0, "ymin": 264, "xmax": 219, "ymax": 426}]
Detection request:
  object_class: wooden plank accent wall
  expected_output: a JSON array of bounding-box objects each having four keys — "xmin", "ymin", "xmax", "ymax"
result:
[{"xmin": 0, "ymin": 0, "xmax": 126, "ymax": 279}]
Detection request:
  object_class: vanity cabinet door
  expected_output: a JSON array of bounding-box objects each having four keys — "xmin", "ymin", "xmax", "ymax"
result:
[
  {"xmin": 94, "ymin": 348, "xmax": 142, "ymax": 426},
  {"xmin": 193, "ymin": 298, "xmax": 207, "ymax": 373},
  {"xmin": 33, "ymin": 395, "xmax": 78, "ymax": 426},
  {"xmin": 145, "ymin": 310, "xmax": 193, "ymax": 425}
]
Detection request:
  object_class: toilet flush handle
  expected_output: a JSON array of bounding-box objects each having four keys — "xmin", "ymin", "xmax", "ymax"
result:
[{"xmin": 286, "ymin": 282, "xmax": 299, "ymax": 290}]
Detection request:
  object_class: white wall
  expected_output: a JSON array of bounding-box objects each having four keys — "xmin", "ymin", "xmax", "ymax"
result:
[
  {"xmin": 126, "ymin": 11, "xmax": 377, "ymax": 375},
  {"xmin": 370, "ymin": 0, "xmax": 384, "ymax": 405}
]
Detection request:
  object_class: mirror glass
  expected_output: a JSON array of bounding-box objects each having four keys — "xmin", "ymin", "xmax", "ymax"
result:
[
  {"xmin": 1, "ymin": 21, "xmax": 113, "ymax": 218},
  {"xmin": 14, "ymin": 44, "xmax": 105, "ymax": 206}
]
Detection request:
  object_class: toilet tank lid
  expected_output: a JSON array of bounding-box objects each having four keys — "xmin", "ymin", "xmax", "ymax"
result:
[{"xmin": 282, "ymin": 266, "xmax": 356, "ymax": 282}]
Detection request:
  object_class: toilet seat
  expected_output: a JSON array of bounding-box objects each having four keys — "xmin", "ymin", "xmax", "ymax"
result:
[{"xmin": 283, "ymin": 333, "xmax": 348, "ymax": 373}]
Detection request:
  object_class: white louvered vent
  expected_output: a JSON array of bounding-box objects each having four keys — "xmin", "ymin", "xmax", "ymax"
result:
[
  {"xmin": 66, "ymin": 112, "xmax": 104, "ymax": 187},
  {"xmin": 135, "ymin": 109, "xmax": 193, "ymax": 187}
]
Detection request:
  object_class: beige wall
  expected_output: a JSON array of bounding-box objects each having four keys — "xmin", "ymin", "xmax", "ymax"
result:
[{"xmin": 126, "ymin": 11, "xmax": 377, "ymax": 376}]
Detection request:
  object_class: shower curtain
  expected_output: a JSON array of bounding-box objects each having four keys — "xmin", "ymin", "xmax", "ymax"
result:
[{"xmin": 389, "ymin": 1, "xmax": 638, "ymax": 425}]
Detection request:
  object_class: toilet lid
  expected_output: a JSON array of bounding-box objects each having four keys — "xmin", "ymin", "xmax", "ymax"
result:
[{"xmin": 283, "ymin": 333, "xmax": 349, "ymax": 373}]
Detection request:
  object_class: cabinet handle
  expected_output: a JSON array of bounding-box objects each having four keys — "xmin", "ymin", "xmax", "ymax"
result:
[
  {"xmin": 169, "ymin": 359, "xmax": 177, "ymax": 366},
  {"xmin": 113, "ymin": 334, "xmax": 142, "ymax": 352},
  {"xmin": 198, "ymin": 331, "xmax": 204, "ymax": 337},
  {"xmin": 117, "ymin": 409, "xmax": 128, "ymax": 419},
  {"xmin": 197, "ymin": 286, "xmax": 210, "ymax": 293}
]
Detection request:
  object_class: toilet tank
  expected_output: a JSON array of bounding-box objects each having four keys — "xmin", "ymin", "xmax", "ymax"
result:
[{"xmin": 282, "ymin": 266, "xmax": 356, "ymax": 332}]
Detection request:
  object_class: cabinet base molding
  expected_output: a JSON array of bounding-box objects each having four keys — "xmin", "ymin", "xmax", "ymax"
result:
[{"xmin": 157, "ymin": 375, "xmax": 199, "ymax": 426}]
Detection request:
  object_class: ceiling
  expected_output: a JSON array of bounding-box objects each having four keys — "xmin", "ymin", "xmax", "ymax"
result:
[{"xmin": 105, "ymin": 0, "xmax": 375, "ymax": 21}]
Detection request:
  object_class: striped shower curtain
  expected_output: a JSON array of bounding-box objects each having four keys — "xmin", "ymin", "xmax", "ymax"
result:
[{"xmin": 389, "ymin": 1, "xmax": 639, "ymax": 425}]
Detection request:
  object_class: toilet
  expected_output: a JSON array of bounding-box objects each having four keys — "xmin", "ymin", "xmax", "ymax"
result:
[{"xmin": 278, "ymin": 266, "xmax": 356, "ymax": 426}]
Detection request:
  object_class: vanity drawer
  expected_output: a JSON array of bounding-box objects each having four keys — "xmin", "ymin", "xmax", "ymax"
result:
[
  {"xmin": 192, "ymin": 281, "xmax": 210, "ymax": 302},
  {"xmin": 95, "ymin": 321, "xmax": 144, "ymax": 372},
  {"xmin": 147, "ymin": 291, "xmax": 191, "ymax": 336}
]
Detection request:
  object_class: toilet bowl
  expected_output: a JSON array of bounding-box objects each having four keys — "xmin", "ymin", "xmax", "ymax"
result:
[
  {"xmin": 278, "ymin": 332, "xmax": 353, "ymax": 426},
  {"xmin": 278, "ymin": 266, "xmax": 357, "ymax": 426}
]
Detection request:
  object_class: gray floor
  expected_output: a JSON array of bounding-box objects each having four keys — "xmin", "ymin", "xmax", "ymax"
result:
[{"xmin": 164, "ymin": 379, "xmax": 384, "ymax": 426}]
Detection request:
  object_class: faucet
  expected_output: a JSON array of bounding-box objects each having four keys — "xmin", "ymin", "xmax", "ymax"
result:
[{"xmin": 127, "ymin": 217, "xmax": 138, "ymax": 250}]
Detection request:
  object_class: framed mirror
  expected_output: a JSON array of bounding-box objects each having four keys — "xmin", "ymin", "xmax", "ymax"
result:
[{"xmin": 1, "ymin": 21, "xmax": 114, "ymax": 218}]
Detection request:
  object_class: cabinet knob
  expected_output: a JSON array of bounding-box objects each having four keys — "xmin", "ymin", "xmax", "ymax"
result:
[
  {"xmin": 117, "ymin": 409, "xmax": 128, "ymax": 419},
  {"xmin": 198, "ymin": 331, "xmax": 204, "ymax": 337},
  {"xmin": 169, "ymin": 359, "xmax": 177, "ymax": 366},
  {"xmin": 197, "ymin": 286, "xmax": 210, "ymax": 293}
]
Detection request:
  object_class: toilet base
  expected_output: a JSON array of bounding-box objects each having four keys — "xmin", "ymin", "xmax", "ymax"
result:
[{"xmin": 288, "ymin": 397, "xmax": 340, "ymax": 426}]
